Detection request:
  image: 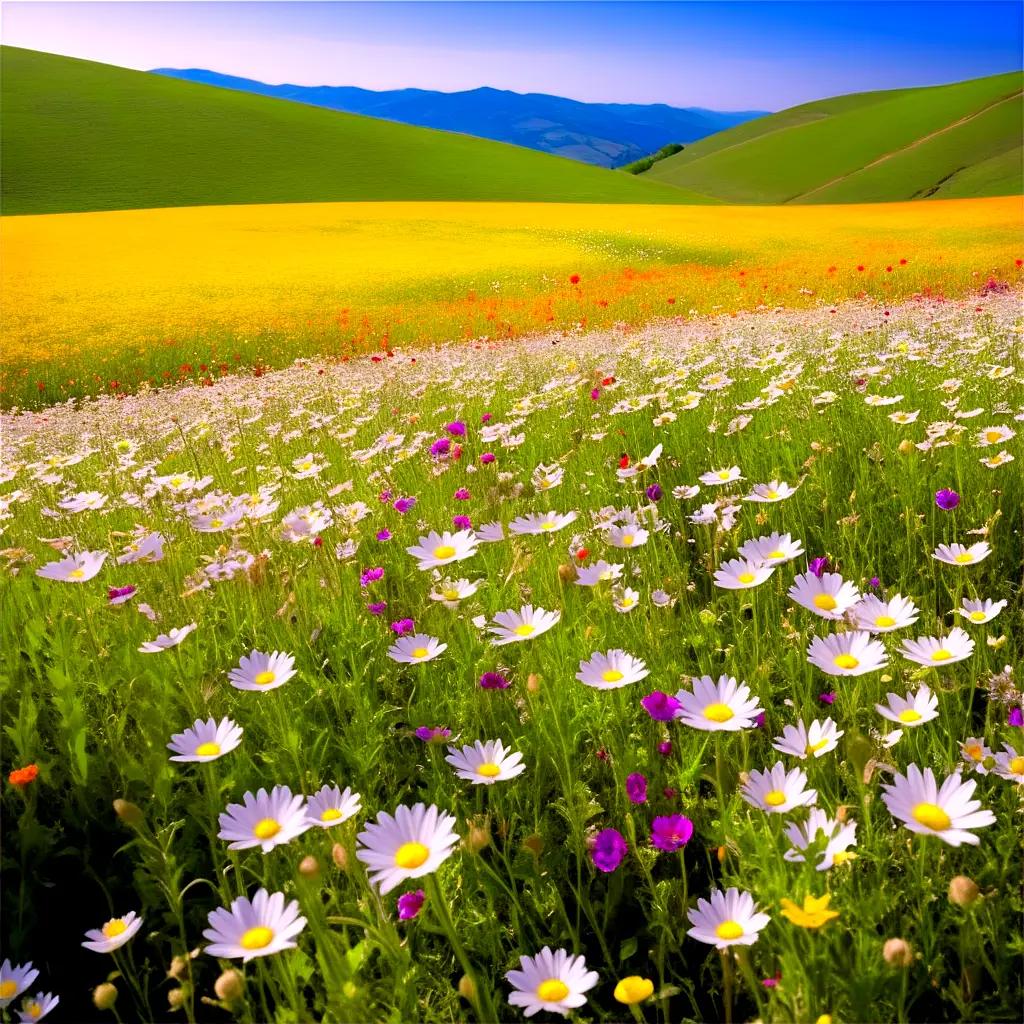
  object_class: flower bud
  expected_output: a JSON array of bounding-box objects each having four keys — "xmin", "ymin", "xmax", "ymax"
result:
[
  {"xmin": 883, "ymin": 938, "xmax": 913, "ymax": 967},
  {"xmin": 457, "ymin": 975, "xmax": 477, "ymax": 1004},
  {"xmin": 92, "ymin": 983, "xmax": 118, "ymax": 1010},
  {"xmin": 614, "ymin": 976, "xmax": 654, "ymax": 1004},
  {"xmin": 214, "ymin": 968, "xmax": 245, "ymax": 1003},
  {"xmin": 298, "ymin": 855, "xmax": 321, "ymax": 879},
  {"xmin": 898, "ymin": 439, "xmax": 915, "ymax": 455},
  {"xmin": 557, "ymin": 564, "xmax": 574, "ymax": 582},
  {"xmin": 466, "ymin": 817, "xmax": 491, "ymax": 854},
  {"xmin": 168, "ymin": 954, "xmax": 189, "ymax": 980},
  {"xmin": 113, "ymin": 798, "xmax": 144, "ymax": 827},
  {"xmin": 167, "ymin": 988, "xmax": 185, "ymax": 1011},
  {"xmin": 331, "ymin": 842, "xmax": 349, "ymax": 870},
  {"xmin": 948, "ymin": 875, "xmax": 979, "ymax": 906},
  {"xmin": 527, "ymin": 673, "xmax": 541, "ymax": 694},
  {"xmin": 523, "ymin": 833, "xmax": 544, "ymax": 859}
]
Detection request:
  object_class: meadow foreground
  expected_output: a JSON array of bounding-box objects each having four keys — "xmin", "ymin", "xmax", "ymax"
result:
[{"xmin": 1, "ymin": 291, "xmax": 1022, "ymax": 1023}]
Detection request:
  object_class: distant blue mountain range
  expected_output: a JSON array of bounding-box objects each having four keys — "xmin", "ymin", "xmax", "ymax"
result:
[{"xmin": 150, "ymin": 68, "xmax": 768, "ymax": 167}]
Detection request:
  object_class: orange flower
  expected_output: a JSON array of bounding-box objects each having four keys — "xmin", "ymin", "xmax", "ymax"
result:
[{"xmin": 8, "ymin": 763, "xmax": 39, "ymax": 787}]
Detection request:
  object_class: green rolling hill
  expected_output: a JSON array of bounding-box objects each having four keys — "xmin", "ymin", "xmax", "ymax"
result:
[
  {"xmin": 642, "ymin": 71, "xmax": 1023, "ymax": 204},
  {"xmin": 0, "ymin": 46, "xmax": 711, "ymax": 215}
]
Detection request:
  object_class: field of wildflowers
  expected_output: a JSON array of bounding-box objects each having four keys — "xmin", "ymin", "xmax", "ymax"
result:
[
  {"xmin": 1, "ymin": 196, "xmax": 1021, "ymax": 408},
  {"xmin": 1, "ymin": 287, "xmax": 1021, "ymax": 1023}
]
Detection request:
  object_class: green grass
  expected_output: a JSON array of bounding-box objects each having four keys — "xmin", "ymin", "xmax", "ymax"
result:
[
  {"xmin": 643, "ymin": 72, "xmax": 1023, "ymax": 204},
  {"xmin": 0, "ymin": 47, "xmax": 710, "ymax": 215},
  {"xmin": 1, "ymin": 294, "xmax": 1021, "ymax": 1023}
]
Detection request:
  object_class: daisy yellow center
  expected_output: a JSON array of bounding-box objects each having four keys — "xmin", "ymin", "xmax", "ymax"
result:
[
  {"xmin": 240, "ymin": 926, "xmax": 275, "ymax": 950},
  {"xmin": 537, "ymin": 980, "xmax": 570, "ymax": 1003},
  {"xmin": 514, "ymin": 624, "xmax": 535, "ymax": 637},
  {"xmin": 210, "ymin": 518, "xmax": 223, "ymax": 528},
  {"xmin": 299, "ymin": 462, "xmax": 312, "ymax": 470},
  {"xmin": 765, "ymin": 490, "xmax": 779, "ymax": 499},
  {"xmin": 170, "ymin": 477, "xmax": 184, "ymax": 487},
  {"xmin": 0, "ymin": 981, "xmax": 19, "ymax": 999},
  {"xmin": 898, "ymin": 709, "xmax": 922, "ymax": 723},
  {"xmin": 253, "ymin": 818, "xmax": 281, "ymax": 840},
  {"xmin": 814, "ymin": 594, "xmax": 838, "ymax": 611},
  {"xmin": 875, "ymin": 615, "xmax": 896, "ymax": 627},
  {"xmin": 320, "ymin": 808, "xmax": 343, "ymax": 822},
  {"xmin": 102, "ymin": 919, "xmax": 128, "ymax": 938},
  {"xmin": 968, "ymin": 611, "xmax": 987, "ymax": 622},
  {"xmin": 602, "ymin": 669, "xmax": 625, "ymax": 682},
  {"xmin": 717, "ymin": 471, "xmax": 731, "ymax": 480},
  {"xmin": 540, "ymin": 480, "xmax": 551, "ymax": 488},
  {"xmin": 599, "ymin": 570, "xmax": 612, "ymax": 581},
  {"xmin": 737, "ymin": 573, "xmax": 756, "ymax": 584},
  {"xmin": 833, "ymin": 654, "xmax": 859, "ymax": 670},
  {"xmin": 806, "ymin": 739, "xmax": 830, "ymax": 754},
  {"xmin": 985, "ymin": 430, "xmax": 1001, "ymax": 442},
  {"xmin": 443, "ymin": 590, "xmax": 460, "ymax": 601},
  {"xmin": 1008, "ymin": 756, "xmax": 1024, "ymax": 775},
  {"xmin": 764, "ymin": 790, "xmax": 787, "ymax": 807},
  {"xmin": 931, "ymin": 649, "xmax": 953, "ymax": 661},
  {"xmin": 477, "ymin": 763, "xmax": 501, "ymax": 778},
  {"xmin": 832, "ymin": 851, "xmax": 855, "ymax": 865},
  {"xmin": 254, "ymin": 670, "xmax": 276, "ymax": 685},
  {"xmin": 963, "ymin": 744, "xmax": 983, "ymax": 761},
  {"xmin": 954, "ymin": 553, "xmax": 974, "ymax": 564},
  {"xmin": 411, "ymin": 647, "xmax": 429, "ymax": 659},
  {"xmin": 540, "ymin": 522, "xmax": 557, "ymax": 531},
  {"xmin": 715, "ymin": 920, "xmax": 744, "ymax": 940},
  {"xmin": 912, "ymin": 802, "xmax": 951, "ymax": 831},
  {"xmin": 68, "ymin": 568, "xmax": 85, "ymax": 579},
  {"xmin": 195, "ymin": 742, "xmax": 221, "ymax": 757},
  {"xmin": 703, "ymin": 703, "xmax": 734, "ymax": 723},
  {"xmin": 433, "ymin": 545, "xmax": 456, "ymax": 559},
  {"xmin": 622, "ymin": 534, "xmax": 634, "ymax": 546},
  {"xmin": 394, "ymin": 841, "xmax": 430, "ymax": 869},
  {"xmin": 620, "ymin": 598, "xmax": 635, "ymax": 607},
  {"xmin": 25, "ymin": 1002, "xmax": 42, "ymax": 1019},
  {"xmin": 768, "ymin": 550, "xmax": 785, "ymax": 559}
]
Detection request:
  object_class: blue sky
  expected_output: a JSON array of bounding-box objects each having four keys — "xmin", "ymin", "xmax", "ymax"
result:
[{"xmin": 3, "ymin": 1, "xmax": 1021, "ymax": 110}]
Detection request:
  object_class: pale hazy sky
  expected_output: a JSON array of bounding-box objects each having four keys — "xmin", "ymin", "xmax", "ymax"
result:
[{"xmin": 3, "ymin": 1, "xmax": 1021, "ymax": 110}]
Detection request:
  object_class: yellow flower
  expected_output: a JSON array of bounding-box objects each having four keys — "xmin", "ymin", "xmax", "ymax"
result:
[
  {"xmin": 779, "ymin": 893, "xmax": 840, "ymax": 929},
  {"xmin": 613, "ymin": 976, "xmax": 654, "ymax": 1004}
]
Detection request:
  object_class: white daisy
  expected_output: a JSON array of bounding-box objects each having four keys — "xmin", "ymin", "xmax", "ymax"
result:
[
  {"xmin": 612, "ymin": 586, "xmax": 641, "ymax": 612},
  {"xmin": 738, "ymin": 532, "xmax": 805, "ymax": 565},
  {"xmin": 445, "ymin": 739, "xmax": 526, "ymax": 785},
  {"xmin": 505, "ymin": 947, "xmax": 599, "ymax": 1018},
  {"xmin": 16, "ymin": 991, "xmax": 59, "ymax": 1022},
  {"xmin": 992, "ymin": 745, "xmax": 1024, "ymax": 783},
  {"xmin": 429, "ymin": 578, "xmax": 481, "ymax": 607},
  {"xmin": 674, "ymin": 675, "xmax": 763, "ymax": 731},
  {"xmin": 406, "ymin": 529, "xmax": 479, "ymax": 570},
  {"xmin": 217, "ymin": 786, "xmax": 310, "ymax": 853},
  {"xmin": 138, "ymin": 623, "xmax": 197, "ymax": 654},
  {"xmin": 355, "ymin": 803, "xmax": 460, "ymax": 894},
  {"xmin": 788, "ymin": 571, "xmax": 861, "ymax": 619},
  {"xmin": 488, "ymin": 606, "xmax": 561, "ymax": 646},
  {"xmin": 509, "ymin": 511, "xmax": 578, "ymax": 536},
  {"xmin": 851, "ymin": 593, "xmax": 919, "ymax": 633},
  {"xmin": 387, "ymin": 634, "xmax": 447, "ymax": 664},
  {"xmin": 35, "ymin": 550, "xmax": 106, "ymax": 583},
  {"xmin": 744, "ymin": 480, "xmax": 798, "ymax": 502},
  {"xmin": 783, "ymin": 809, "xmax": 858, "ymax": 870},
  {"xmin": 806, "ymin": 631, "xmax": 887, "ymax": 676},
  {"xmin": 699, "ymin": 466, "xmax": 743, "ymax": 486},
  {"xmin": 980, "ymin": 450, "xmax": 1014, "ymax": 468},
  {"xmin": 772, "ymin": 718, "xmax": 843, "ymax": 759},
  {"xmin": 686, "ymin": 887, "xmax": 770, "ymax": 948},
  {"xmin": 574, "ymin": 560, "xmax": 623, "ymax": 586},
  {"xmin": 957, "ymin": 598, "xmax": 1007, "ymax": 625},
  {"xmin": 976, "ymin": 425, "xmax": 1015, "ymax": 447},
  {"xmin": 81, "ymin": 911, "xmax": 143, "ymax": 953},
  {"xmin": 305, "ymin": 785, "xmax": 362, "ymax": 827},
  {"xmin": 575, "ymin": 650, "xmax": 649, "ymax": 690},
  {"xmin": 228, "ymin": 650, "xmax": 297, "ymax": 691},
  {"xmin": 875, "ymin": 685, "xmax": 940, "ymax": 727},
  {"xmin": 713, "ymin": 557, "xmax": 774, "ymax": 590},
  {"xmin": 899, "ymin": 627, "xmax": 974, "ymax": 667},
  {"xmin": 960, "ymin": 737, "xmax": 993, "ymax": 775},
  {"xmin": 932, "ymin": 542, "xmax": 991, "ymax": 566},
  {"xmin": 475, "ymin": 521, "xmax": 505, "ymax": 543},
  {"xmin": 167, "ymin": 717, "xmax": 243, "ymax": 763},
  {"xmin": 741, "ymin": 762, "xmax": 817, "ymax": 814},
  {"xmin": 203, "ymin": 888, "xmax": 307, "ymax": 962},
  {"xmin": 881, "ymin": 765, "xmax": 995, "ymax": 846},
  {"xmin": 605, "ymin": 524, "xmax": 649, "ymax": 549},
  {"xmin": 617, "ymin": 443, "xmax": 663, "ymax": 479},
  {"xmin": 0, "ymin": 962, "xmax": 39, "ymax": 1009}
]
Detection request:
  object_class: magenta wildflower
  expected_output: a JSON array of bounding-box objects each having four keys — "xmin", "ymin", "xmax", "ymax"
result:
[
  {"xmin": 479, "ymin": 671, "xmax": 510, "ymax": 690},
  {"xmin": 590, "ymin": 828, "xmax": 628, "ymax": 872},
  {"xmin": 651, "ymin": 814, "xmax": 693, "ymax": 852},
  {"xmin": 378, "ymin": 489, "xmax": 393, "ymax": 503},
  {"xmin": 657, "ymin": 740, "xmax": 672, "ymax": 756},
  {"xmin": 625, "ymin": 773, "xmax": 648, "ymax": 804},
  {"xmin": 360, "ymin": 567, "xmax": 384, "ymax": 587},
  {"xmin": 376, "ymin": 529, "xmax": 392, "ymax": 541},
  {"xmin": 454, "ymin": 488, "xmax": 471, "ymax": 501},
  {"xmin": 808, "ymin": 556, "xmax": 829, "ymax": 578},
  {"xmin": 430, "ymin": 437, "xmax": 451, "ymax": 458},
  {"xmin": 452, "ymin": 514, "xmax": 472, "ymax": 529},
  {"xmin": 869, "ymin": 576, "xmax": 881, "ymax": 588},
  {"xmin": 646, "ymin": 483, "xmax": 663, "ymax": 502},
  {"xmin": 415, "ymin": 726, "xmax": 451, "ymax": 743},
  {"xmin": 481, "ymin": 412, "xmax": 492, "ymax": 423},
  {"xmin": 755, "ymin": 711, "xmax": 766, "ymax": 729},
  {"xmin": 935, "ymin": 488, "xmax": 960, "ymax": 511},
  {"xmin": 108, "ymin": 585, "xmax": 136, "ymax": 606},
  {"xmin": 393, "ymin": 497, "xmax": 416, "ymax": 514},
  {"xmin": 367, "ymin": 601, "xmax": 388, "ymax": 616},
  {"xmin": 596, "ymin": 748, "xmax": 609, "ymax": 762},
  {"xmin": 818, "ymin": 691, "xmax": 836, "ymax": 705},
  {"xmin": 390, "ymin": 618, "xmax": 415, "ymax": 636},
  {"xmin": 590, "ymin": 388, "xmax": 601, "ymax": 400},
  {"xmin": 480, "ymin": 452, "xmax": 495, "ymax": 465},
  {"xmin": 445, "ymin": 421, "xmax": 467, "ymax": 437},
  {"xmin": 641, "ymin": 691, "xmax": 681, "ymax": 721},
  {"xmin": 397, "ymin": 890, "xmax": 425, "ymax": 920},
  {"xmin": 1009, "ymin": 707, "xmax": 1024, "ymax": 728}
]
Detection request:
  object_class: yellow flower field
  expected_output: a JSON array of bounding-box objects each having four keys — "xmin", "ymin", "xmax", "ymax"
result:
[{"xmin": 1, "ymin": 196, "xmax": 1020, "ymax": 407}]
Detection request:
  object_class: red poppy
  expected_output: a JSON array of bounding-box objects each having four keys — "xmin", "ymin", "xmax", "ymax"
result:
[
  {"xmin": 575, "ymin": 548, "xmax": 589, "ymax": 561},
  {"xmin": 569, "ymin": 274, "xmax": 581, "ymax": 285},
  {"xmin": 601, "ymin": 376, "xmax": 615, "ymax": 386},
  {"xmin": 8, "ymin": 764, "xmax": 38, "ymax": 787},
  {"xmin": 618, "ymin": 455, "xmax": 630, "ymax": 470}
]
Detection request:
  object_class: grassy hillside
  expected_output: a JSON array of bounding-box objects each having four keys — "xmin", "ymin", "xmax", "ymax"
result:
[
  {"xmin": 643, "ymin": 72, "xmax": 1023, "ymax": 203},
  {"xmin": 0, "ymin": 47, "xmax": 710, "ymax": 214}
]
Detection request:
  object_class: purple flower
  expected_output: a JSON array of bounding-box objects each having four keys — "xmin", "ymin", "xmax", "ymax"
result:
[
  {"xmin": 454, "ymin": 488, "xmax": 471, "ymax": 501},
  {"xmin": 452, "ymin": 514, "xmax": 472, "ymax": 529},
  {"xmin": 590, "ymin": 828, "xmax": 628, "ymax": 872},
  {"xmin": 818, "ymin": 691, "xmax": 836, "ymax": 705},
  {"xmin": 393, "ymin": 497, "xmax": 416, "ymax": 514},
  {"xmin": 479, "ymin": 671, "xmax": 510, "ymax": 690},
  {"xmin": 1009, "ymin": 707, "xmax": 1024, "ymax": 728},
  {"xmin": 645, "ymin": 483, "xmax": 663, "ymax": 502},
  {"xmin": 430, "ymin": 437, "xmax": 451, "ymax": 458},
  {"xmin": 480, "ymin": 452, "xmax": 495, "ymax": 465},
  {"xmin": 481, "ymin": 412, "xmax": 492, "ymax": 424},
  {"xmin": 935, "ymin": 488, "xmax": 960, "ymax": 511},
  {"xmin": 625, "ymin": 773, "xmax": 648, "ymax": 804},
  {"xmin": 755, "ymin": 711, "xmax": 766, "ymax": 729},
  {"xmin": 808, "ymin": 556, "xmax": 829, "ymax": 578},
  {"xmin": 869, "ymin": 576, "xmax": 881, "ymax": 589},
  {"xmin": 367, "ymin": 601, "xmax": 388, "ymax": 616},
  {"xmin": 414, "ymin": 726, "xmax": 451, "ymax": 743},
  {"xmin": 641, "ymin": 691, "xmax": 681, "ymax": 721},
  {"xmin": 657, "ymin": 740, "xmax": 672, "ymax": 757},
  {"xmin": 378, "ymin": 490, "xmax": 393, "ymax": 503},
  {"xmin": 651, "ymin": 814, "xmax": 694, "ymax": 852},
  {"xmin": 376, "ymin": 529, "xmax": 392, "ymax": 541},
  {"xmin": 445, "ymin": 421, "xmax": 467, "ymax": 437},
  {"xmin": 590, "ymin": 388, "xmax": 601, "ymax": 400},
  {"xmin": 360, "ymin": 567, "xmax": 384, "ymax": 587},
  {"xmin": 390, "ymin": 618, "xmax": 415, "ymax": 636},
  {"xmin": 397, "ymin": 890, "xmax": 425, "ymax": 920},
  {"xmin": 662, "ymin": 787, "xmax": 677, "ymax": 799},
  {"xmin": 107, "ymin": 585, "xmax": 136, "ymax": 606}
]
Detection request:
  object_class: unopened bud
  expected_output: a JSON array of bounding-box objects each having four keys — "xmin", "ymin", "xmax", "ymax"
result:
[
  {"xmin": 466, "ymin": 818, "xmax": 491, "ymax": 854},
  {"xmin": 557, "ymin": 564, "xmax": 574, "ymax": 582},
  {"xmin": 299, "ymin": 854, "xmax": 321, "ymax": 879},
  {"xmin": 898, "ymin": 439, "xmax": 914, "ymax": 455},
  {"xmin": 93, "ymin": 983, "xmax": 118, "ymax": 1010},
  {"xmin": 168, "ymin": 954, "xmax": 189, "ymax": 980},
  {"xmin": 167, "ymin": 988, "xmax": 185, "ymax": 1011},
  {"xmin": 883, "ymin": 938, "xmax": 913, "ymax": 967},
  {"xmin": 214, "ymin": 968, "xmax": 245, "ymax": 1003},
  {"xmin": 331, "ymin": 842, "xmax": 349, "ymax": 870},
  {"xmin": 948, "ymin": 875, "xmax": 979, "ymax": 906},
  {"xmin": 523, "ymin": 833, "xmax": 544, "ymax": 858},
  {"xmin": 457, "ymin": 974, "xmax": 477, "ymax": 1004},
  {"xmin": 527, "ymin": 673, "xmax": 541, "ymax": 694},
  {"xmin": 113, "ymin": 798, "xmax": 144, "ymax": 827}
]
